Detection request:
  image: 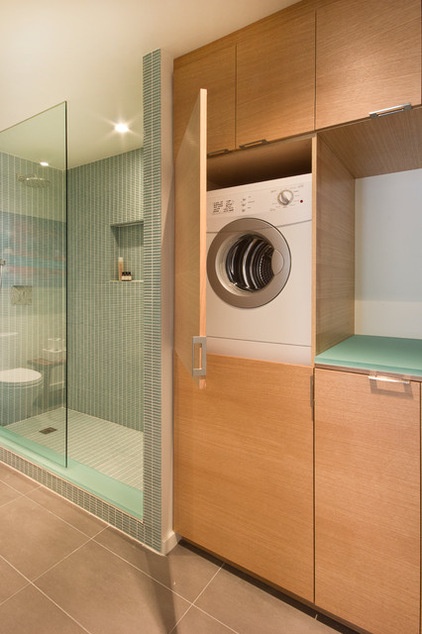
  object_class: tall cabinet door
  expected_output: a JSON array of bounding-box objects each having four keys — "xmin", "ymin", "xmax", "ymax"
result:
[
  {"xmin": 315, "ymin": 368, "xmax": 420, "ymax": 634},
  {"xmin": 174, "ymin": 89, "xmax": 207, "ymax": 386},
  {"xmin": 174, "ymin": 355, "xmax": 314, "ymax": 601},
  {"xmin": 316, "ymin": 0, "xmax": 421, "ymax": 129}
]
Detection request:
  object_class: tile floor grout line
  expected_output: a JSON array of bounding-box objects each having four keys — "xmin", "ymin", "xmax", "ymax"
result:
[
  {"xmin": 23, "ymin": 487, "xmax": 109, "ymax": 540},
  {"xmin": 30, "ymin": 534, "xmax": 97, "ymax": 585},
  {"xmin": 0, "ymin": 549, "xmax": 93, "ymax": 634},
  {"xmin": 190, "ymin": 562, "xmax": 224, "ymax": 605},
  {"xmin": 30, "ymin": 584, "xmax": 94, "ymax": 634},
  {"xmin": 90, "ymin": 534, "xmax": 232, "ymax": 611},
  {"xmin": 0, "ymin": 554, "xmax": 33, "ymax": 608},
  {"xmin": 169, "ymin": 601, "xmax": 241, "ymax": 634},
  {"xmin": 90, "ymin": 535, "xmax": 197, "ymax": 601}
]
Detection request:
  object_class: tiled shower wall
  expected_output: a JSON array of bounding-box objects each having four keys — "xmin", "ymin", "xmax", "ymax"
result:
[
  {"xmin": 0, "ymin": 152, "xmax": 65, "ymax": 373},
  {"xmin": 0, "ymin": 50, "xmax": 168, "ymax": 550},
  {"xmin": 67, "ymin": 149, "xmax": 144, "ymax": 430}
]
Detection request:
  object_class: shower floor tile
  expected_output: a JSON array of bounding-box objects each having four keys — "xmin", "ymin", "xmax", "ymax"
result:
[{"xmin": 4, "ymin": 408, "xmax": 143, "ymax": 490}]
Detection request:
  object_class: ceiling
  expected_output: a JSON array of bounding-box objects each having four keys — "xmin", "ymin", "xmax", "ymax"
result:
[{"xmin": 0, "ymin": 0, "xmax": 297, "ymax": 168}]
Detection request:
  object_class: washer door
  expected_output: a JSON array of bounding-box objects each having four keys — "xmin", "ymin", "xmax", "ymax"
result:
[{"xmin": 207, "ymin": 218, "xmax": 291, "ymax": 308}]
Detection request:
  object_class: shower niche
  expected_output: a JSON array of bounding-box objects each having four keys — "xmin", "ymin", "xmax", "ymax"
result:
[{"xmin": 110, "ymin": 220, "xmax": 144, "ymax": 282}]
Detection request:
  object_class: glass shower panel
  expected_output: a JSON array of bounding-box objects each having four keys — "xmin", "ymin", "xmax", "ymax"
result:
[{"xmin": 0, "ymin": 103, "xmax": 67, "ymax": 466}]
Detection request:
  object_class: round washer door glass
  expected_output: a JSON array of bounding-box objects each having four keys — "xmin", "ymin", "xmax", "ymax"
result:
[{"xmin": 207, "ymin": 218, "xmax": 291, "ymax": 308}]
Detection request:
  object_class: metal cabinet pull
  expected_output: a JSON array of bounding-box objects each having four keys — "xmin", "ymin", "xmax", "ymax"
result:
[
  {"xmin": 368, "ymin": 374, "xmax": 410, "ymax": 385},
  {"xmin": 238, "ymin": 139, "xmax": 268, "ymax": 149},
  {"xmin": 207, "ymin": 148, "xmax": 230, "ymax": 157},
  {"xmin": 369, "ymin": 103, "xmax": 411, "ymax": 118},
  {"xmin": 192, "ymin": 336, "xmax": 207, "ymax": 377}
]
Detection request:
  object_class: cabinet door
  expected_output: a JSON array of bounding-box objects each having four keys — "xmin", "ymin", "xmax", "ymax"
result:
[
  {"xmin": 316, "ymin": 0, "xmax": 421, "ymax": 129},
  {"xmin": 236, "ymin": 2, "xmax": 315, "ymax": 147},
  {"xmin": 174, "ymin": 90, "xmax": 207, "ymax": 386},
  {"xmin": 315, "ymin": 368, "xmax": 420, "ymax": 634},
  {"xmin": 174, "ymin": 355, "xmax": 314, "ymax": 601},
  {"xmin": 173, "ymin": 44, "xmax": 236, "ymax": 157}
]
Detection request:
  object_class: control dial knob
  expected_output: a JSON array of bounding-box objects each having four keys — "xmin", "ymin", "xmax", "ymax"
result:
[{"xmin": 277, "ymin": 189, "xmax": 294, "ymax": 206}]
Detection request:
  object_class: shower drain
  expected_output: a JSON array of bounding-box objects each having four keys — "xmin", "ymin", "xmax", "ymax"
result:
[{"xmin": 39, "ymin": 427, "xmax": 58, "ymax": 435}]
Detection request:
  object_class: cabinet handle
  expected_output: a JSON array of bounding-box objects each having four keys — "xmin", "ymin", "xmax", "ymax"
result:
[
  {"xmin": 207, "ymin": 149, "xmax": 230, "ymax": 157},
  {"xmin": 369, "ymin": 103, "xmax": 411, "ymax": 118},
  {"xmin": 238, "ymin": 139, "xmax": 268, "ymax": 149},
  {"xmin": 192, "ymin": 336, "xmax": 207, "ymax": 377},
  {"xmin": 368, "ymin": 374, "xmax": 410, "ymax": 385}
]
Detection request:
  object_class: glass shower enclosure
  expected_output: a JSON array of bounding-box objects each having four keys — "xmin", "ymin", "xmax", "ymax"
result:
[{"xmin": 0, "ymin": 102, "xmax": 144, "ymax": 519}]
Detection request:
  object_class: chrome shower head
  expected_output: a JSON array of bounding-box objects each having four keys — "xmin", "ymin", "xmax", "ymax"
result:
[{"xmin": 17, "ymin": 174, "xmax": 50, "ymax": 188}]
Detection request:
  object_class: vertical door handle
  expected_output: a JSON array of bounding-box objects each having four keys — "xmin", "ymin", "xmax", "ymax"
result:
[{"xmin": 192, "ymin": 336, "xmax": 207, "ymax": 377}]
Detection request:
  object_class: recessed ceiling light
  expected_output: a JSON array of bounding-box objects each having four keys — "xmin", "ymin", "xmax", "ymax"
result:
[
  {"xmin": 114, "ymin": 123, "xmax": 130, "ymax": 133},
  {"xmin": 40, "ymin": 161, "xmax": 49, "ymax": 167}
]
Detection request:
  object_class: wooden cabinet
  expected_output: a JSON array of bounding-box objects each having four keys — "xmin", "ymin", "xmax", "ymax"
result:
[
  {"xmin": 174, "ymin": 354, "xmax": 314, "ymax": 600},
  {"xmin": 173, "ymin": 43, "xmax": 236, "ymax": 157},
  {"xmin": 315, "ymin": 0, "xmax": 422, "ymax": 129},
  {"xmin": 236, "ymin": 1, "xmax": 315, "ymax": 146},
  {"xmin": 314, "ymin": 368, "xmax": 421, "ymax": 634},
  {"xmin": 173, "ymin": 0, "xmax": 316, "ymax": 157}
]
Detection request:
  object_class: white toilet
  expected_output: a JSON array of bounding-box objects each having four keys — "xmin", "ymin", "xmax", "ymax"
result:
[{"xmin": 0, "ymin": 333, "xmax": 43, "ymax": 426}]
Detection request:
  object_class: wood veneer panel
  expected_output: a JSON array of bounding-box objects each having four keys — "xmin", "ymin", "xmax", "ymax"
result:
[
  {"xmin": 237, "ymin": 1, "xmax": 316, "ymax": 146},
  {"xmin": 318, "ymin": 105, "xmax": 422, "ymax": 178},
  {"xmin": 174, "ymin": 353, "xmax": 314, "ymax": 600},
  {"xmin": 173, "ymin": 43, "xmax": 236, "ymax": 157},
  {"xmin": 174, "ymin": 91, "xmax": 207, "ymax": 385},
  {"xmin": 316, "ymin": 0, "xmax": 421, "ymax": 130},
  {"xmin": 315, "ymin": 137, "xmax": 355, "ymax": 354},
  {"xmin": 315, "ymin": 368, "xmax": 421, "ymax": 634}
]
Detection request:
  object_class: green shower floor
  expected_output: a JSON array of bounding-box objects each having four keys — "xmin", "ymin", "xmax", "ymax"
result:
[{"xmin": 0, "ymin": 409, "xmax": 143, "ymax": 519}]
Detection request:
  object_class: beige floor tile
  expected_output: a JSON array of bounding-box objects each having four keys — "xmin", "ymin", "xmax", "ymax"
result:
[
  {"xmin": 28, "ymin": 486, "xmax": 107, "ymax": 537},
  {"xmin": 172, "ymin": 606, "xmax": 238, "ymax": 633},
  {"xmin": 0, "ymin": 480, "xmax": 23, "ymax": 506},
  {"xmin": 0, "ymin": 463, "xmax": 40, "ymax": 494},
  {"xmin": 0, "ymin": 557, "xmax": 29, "ymax": 603},
  {"xmin": 0, "ymin": 496, "xmax": 90, "ymax": 580},
  {"xmin": 196, "ymin": 567, "xmax": 335, "ymax": 634},
  {"xmin": 95, "ymin": 529, "xmax": 221, "ymax": 602},
  {"xmin": 0, "ymin": 585, "xmax": 88, "ymax": 634},
  {"xmin": 36, "ymin": 540, "xmax": 191, "ymax": 634}
]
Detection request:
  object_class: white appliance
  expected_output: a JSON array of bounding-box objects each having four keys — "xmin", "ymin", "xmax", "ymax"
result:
[{"xmin": 206, "ymin": 173, "xmax": 312, "ymax": 364}]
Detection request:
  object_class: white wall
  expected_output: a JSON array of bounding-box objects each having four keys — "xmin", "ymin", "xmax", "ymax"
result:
[{"xmin": 355, "ymin": 168, "xmax": 422, "ymax": 339}]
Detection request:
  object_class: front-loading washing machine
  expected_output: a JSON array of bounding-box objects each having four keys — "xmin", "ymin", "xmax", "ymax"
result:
[{"xmin": 206, "ymin": 173, "xmax": 312, "ymax": 364}]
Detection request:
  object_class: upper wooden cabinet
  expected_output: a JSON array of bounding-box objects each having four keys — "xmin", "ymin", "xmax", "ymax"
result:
[
  {"xmin": 173, "ymin": 0, "xmax": 316, "ymax": 157},
  {"xmin": 315, "ymin": 0, "xmax": 422, "ymax": 129},
  {"xmin": 173, "ymin": 43, "xmax": 236, "ymax": 157},
  {"xmin": 236, "ymin": 1, "xmax": 316, "ymax": 146}
]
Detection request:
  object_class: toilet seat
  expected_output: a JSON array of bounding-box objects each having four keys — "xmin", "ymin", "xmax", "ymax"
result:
[{"xmin": 0, "ymin": 367, "xmax": 43, "ymax": 386}]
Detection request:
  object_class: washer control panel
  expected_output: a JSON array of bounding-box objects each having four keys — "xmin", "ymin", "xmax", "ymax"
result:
[{"xmin": 207, "ymin": 174, "xmax": 312, "ymax": 230}]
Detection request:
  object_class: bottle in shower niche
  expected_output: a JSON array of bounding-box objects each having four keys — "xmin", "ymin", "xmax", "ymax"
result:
[{"xmin": 118, "ymin": 257, "xmax": 123, "ymax": 281}]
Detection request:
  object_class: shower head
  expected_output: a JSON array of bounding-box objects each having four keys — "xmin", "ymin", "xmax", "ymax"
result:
[{"xmin": 17, "ymin": 174, "xmax": 50, "ymax": 188}]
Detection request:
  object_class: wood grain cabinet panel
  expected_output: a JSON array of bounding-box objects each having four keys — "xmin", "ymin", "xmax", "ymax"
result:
[
  {"xmin": 174, "ymin": 354, "xmax": 314, "ymax": 601},
  {"xmin": 316, "ymin": 0, "xmax": 422, "ymax": 129},
  {"xmin": 173, "ymin": 44, "xmax": 236, "ymax": 157},
  {"xmin": 314, "ymin": 368, "xmax": 421, "ymax": 634},
  {"xmin": 236, "ymin": 2, "xmax": 316, "ymax": 146}
]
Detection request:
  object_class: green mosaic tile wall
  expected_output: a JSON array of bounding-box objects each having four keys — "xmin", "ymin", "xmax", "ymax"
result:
[
  {"xmin": 0, "ymin": 49, "xmax": 167, "ymax": 550},
  {"xmin": 142, "ymin": 49, "xmax": 164, "ymax": 552},
  {"xmin": 67, "ymin": 149, "xmax": 144, "ymax": 431}
]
